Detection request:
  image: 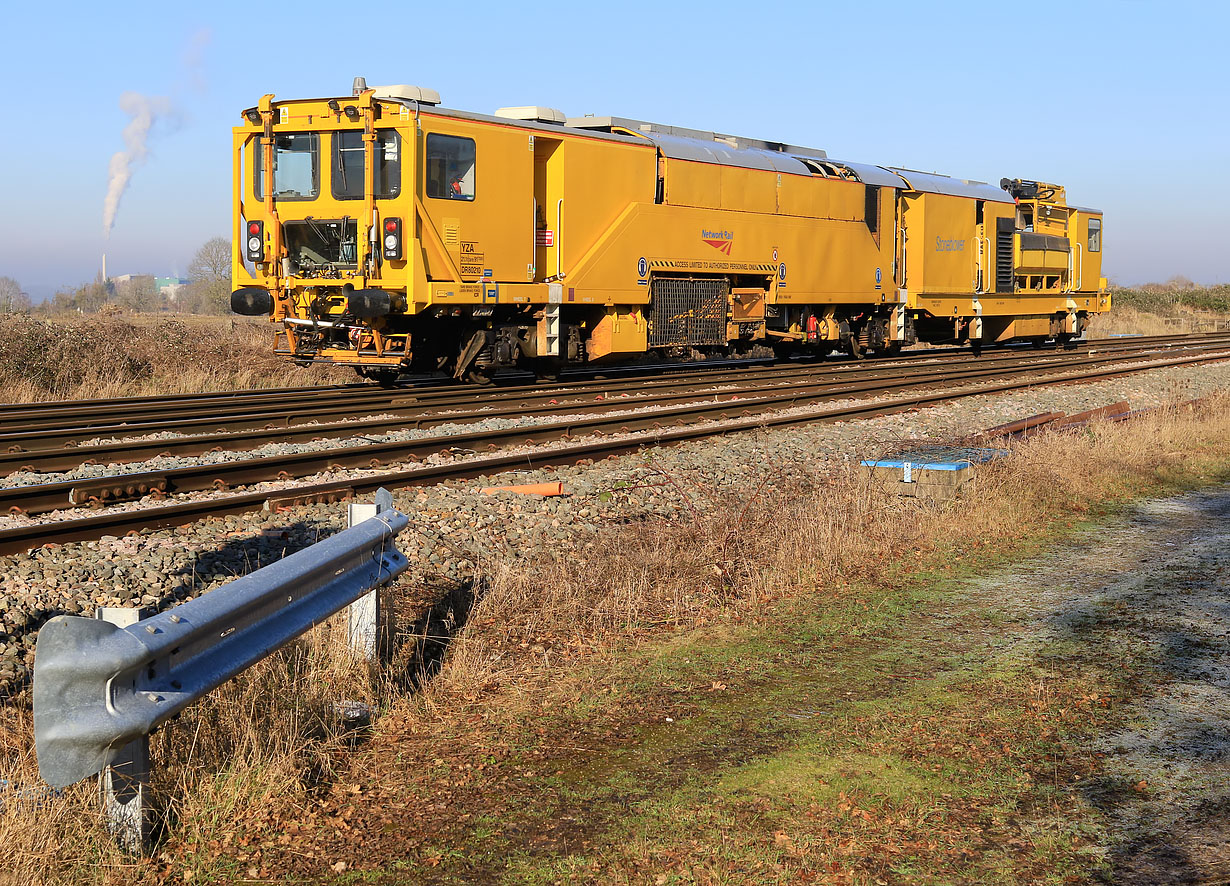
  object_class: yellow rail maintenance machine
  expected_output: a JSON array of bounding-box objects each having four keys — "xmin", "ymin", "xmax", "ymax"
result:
[{"xmin": 231, "ymin": 78, "xmax": 1108, "ymax": 382}]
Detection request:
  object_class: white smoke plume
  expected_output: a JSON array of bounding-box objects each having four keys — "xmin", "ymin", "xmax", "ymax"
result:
[
  {"xmin": 181, "ymin": 28, "xmax": 212, "ymax": 94},
  {"xmin": 102, "ymin": 92, "xmax": 174, "ymax": 238}
]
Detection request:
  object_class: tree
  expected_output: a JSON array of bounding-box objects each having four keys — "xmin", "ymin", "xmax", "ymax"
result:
[
  {"xmin": 189, "ymin": 237, "xmax": 230, "ymax": 282},
  {"xmin": 45, "ymin": 281, "xmax": 109, "ymax": 314},
  {"xmin": 184, "ymin": 237, "xmax": 232, "ymax": 314},
  {"xmin": 114, "ymin": 275, "xmax": 159, "ymax": 312},
  {"xmin": 0, "ymin": 276, "xmax": 31, "ymax": 313}
]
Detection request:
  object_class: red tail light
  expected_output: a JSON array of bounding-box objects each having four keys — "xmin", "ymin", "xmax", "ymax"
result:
[
  {"xmin": 382, "ymin": 217, "xmax": 402, "ymax": 260},
  {"xmin": 245, "ymin": 220, "xmax": 264, "ymax": 263}
]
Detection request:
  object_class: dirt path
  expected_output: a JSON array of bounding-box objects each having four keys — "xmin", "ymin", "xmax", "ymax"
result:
[{"xmin": 973, "ymin": 486, "xmax": 1230, "ymax": 883}]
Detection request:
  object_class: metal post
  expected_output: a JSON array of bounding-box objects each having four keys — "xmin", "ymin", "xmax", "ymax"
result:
[
  {"xmin": 96, "ymin": 607, "xmax": 152, "ymax": 854},
  {"xmin": 346, "ymin": 487, "xmax": 394, "ymax": 661}
]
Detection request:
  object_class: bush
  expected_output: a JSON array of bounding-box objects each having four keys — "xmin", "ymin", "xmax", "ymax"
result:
[
  {"xmin": 1110, "ymin": 283, "xmax": 1230, "ymax": 316},
  {"xmin": 0, "ymin": 314, "xmax": 347, "ymax": 401}
]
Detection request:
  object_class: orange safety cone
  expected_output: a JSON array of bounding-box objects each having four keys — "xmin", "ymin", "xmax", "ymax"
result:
[{"xmin": 480, "ymin": 481, "xmax": 565, "ymax": 497}]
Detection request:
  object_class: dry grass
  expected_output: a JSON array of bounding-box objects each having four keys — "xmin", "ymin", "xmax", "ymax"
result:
[
  {"xmin": 0, "ymin": 618, "xmax": 375, "ymax": 884},
  {"xmin": 0, "ymin": 312, "xmax": 348, "ymax": 403},
  {"xmin": 434, "ymin": 401, "xmax": 1215, "ymax": 708},
  {"xmin": 1090, "ymin": 302, "xmax": 1230, "ymax": 338},
  {"xmin": 1087, "ymin": 305, "xmax": 1180, "ymax": 338},
  {"xmin": 0, "ymin": 396, "xmax": 1228, "ymax": 881}
]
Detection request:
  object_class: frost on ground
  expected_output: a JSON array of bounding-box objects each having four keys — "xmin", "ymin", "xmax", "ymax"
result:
[{"xmin": 972, "ymin": 487, "xmax": 1230, "ymax": 883}]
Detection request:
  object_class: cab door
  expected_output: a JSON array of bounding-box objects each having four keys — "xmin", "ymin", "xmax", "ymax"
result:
[
  {"xmin": 420, "ymin": 120, "xmax": 533, "ymax": 287},
  {"xmin": 533, "ymin": 135, "xmax": 565, "ymax": 282}
]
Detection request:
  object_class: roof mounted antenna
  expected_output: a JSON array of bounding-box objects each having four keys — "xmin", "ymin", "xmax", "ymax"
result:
[{"xmin": 352, "ymin": 76, "xmax": 367, "ymax": 96}]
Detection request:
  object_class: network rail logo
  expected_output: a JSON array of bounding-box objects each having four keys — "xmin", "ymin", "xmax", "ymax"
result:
[{"xmin": 702, "ymin": 228, "xmax": 734, "ymax": 255}]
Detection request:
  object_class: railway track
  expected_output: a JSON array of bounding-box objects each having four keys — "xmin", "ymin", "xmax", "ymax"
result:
[
  {"xmin": 0, "ymin": 337, "xmax": 1213, "ymax": 475},
  {"xmin": 1, "ymin": 333, "xmax": 1228, "ymax": 555},
  {"xmin": 1, "ymin": 334, "xmax": 1223, "ymax": 452},
  {"xmin": 0, "ymin": 333, "xmax": 1214, "ymax": 438}
]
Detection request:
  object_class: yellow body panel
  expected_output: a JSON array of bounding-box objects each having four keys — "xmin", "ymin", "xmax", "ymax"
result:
[
  {"xmin": 719, "ymin": 165, "xmax": 776, "ymax": 214},
  {"xmin": 901, "ymin": 193, "xmax": 978, "ymax": 295},
  {"xmin": 1016, "ymin": 247, "xmax": 1069, "ymax": 273},
  {"xmin": 563, "ymin": 202, "xmax": 890, "ymax": 305},
  {"xmin": 587, "ymin": 306, "xmax": 649, "ymax": 360}
]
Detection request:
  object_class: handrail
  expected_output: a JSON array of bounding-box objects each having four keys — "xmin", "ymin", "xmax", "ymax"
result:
[
  {"xmin": 972, "ymin": 234, "xmax": 992, "ymax": 294},
  {"xmin": 984, "ymin": 236, "xmax": 992, "ymax": 292},
  {"xmin": 556, "ymin": 198, "xmax": 564, "ymax": 279},
  {"xmin": 973, "ymin": 233, "xmax": 980, "ymax": 292}
]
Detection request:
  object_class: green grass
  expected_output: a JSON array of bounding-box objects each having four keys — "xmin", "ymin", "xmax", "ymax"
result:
[{"xmin": 345, "ymin": 556, "xmax": 1118, "ymax": 883}]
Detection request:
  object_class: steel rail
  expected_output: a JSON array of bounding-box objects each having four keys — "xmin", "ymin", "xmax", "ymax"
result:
[
  {"xmin": 0, "ymin": 347, "xmax": 1150, "ymax": 461},
  {"xmin": 0, "ymin": 346, "xmax": 1059, "ymax": 442},
  {"xmin": 5, "ymin": 344, "xmax": 1224, "ymax": 517},
  {"xmin": 0, "ymin": 340, "xmax": 1215, "ymax": 476},
  {"xmin": 2, "ymin": 345, "xmax": 1228, "ymax": 555},
  {"xmin": 0, "ymin": 330, "xmax": 1211, "ymax": 416},
  {"xmin": 2, "ymin": 334, "xmax": 1225, "ymax": 450},
  {"xmin": 0, "ymin": 355, "xmax": 793, "ymax": 426},
  {"xmin": 2, "ymin": 333, "xmax": 1224, "ymax": 436}
]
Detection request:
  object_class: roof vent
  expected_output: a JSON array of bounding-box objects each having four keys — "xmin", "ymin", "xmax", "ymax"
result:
[
  {"xmin": 494, "ymin": 106, "xmax": 566, "ymax": 125},
  {"xmin": 370, "ymin": 84, "xmax": 441, "ymax": 106}
]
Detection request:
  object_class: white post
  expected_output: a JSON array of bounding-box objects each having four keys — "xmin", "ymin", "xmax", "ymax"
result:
[
  {"xmin": 96, "ymin": 606, "xmax": 152, "ymax": 853},
  {"xmin": 346, "ymin": 488, "xmax": 395, "ymax": 660},
  {"xmin": 347, "ymin": 503, "xmax": 380, "ymax": 660}
]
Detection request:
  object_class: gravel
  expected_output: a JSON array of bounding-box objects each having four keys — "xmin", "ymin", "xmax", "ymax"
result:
[
  {"xmin": 0, "ymin": 358, "xmax": 1227, "ymax": 695},
  {"xmin": 965, "ymin": 487, "xmax": 1230, "ymax": 882}
]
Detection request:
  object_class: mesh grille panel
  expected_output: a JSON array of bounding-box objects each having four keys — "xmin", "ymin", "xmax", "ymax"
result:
[{"xmin": 648, "ymin": 278, "xmax": 728, "ymax": 347}]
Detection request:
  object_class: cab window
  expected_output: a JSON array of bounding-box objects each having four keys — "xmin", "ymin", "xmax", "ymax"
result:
[
  {"xmin": 332, "ymin": 130, "xmax": 402, "ymax": 200},
  {"xmin": 426, "ymin": 134, "xmax": 476, "ymax": 200},
  {"xmin": 253, "ymin": 133, "xmax": 320, "ymax": 200},
  {"xmin": 1088, "ymin": 218, "xmax": 1102, "ymax": 252}
]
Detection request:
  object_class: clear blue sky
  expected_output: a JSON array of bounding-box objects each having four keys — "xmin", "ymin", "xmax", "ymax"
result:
[{"xmin": 2, "ymin": 0, "xmax": 1226, "ymax": 300}]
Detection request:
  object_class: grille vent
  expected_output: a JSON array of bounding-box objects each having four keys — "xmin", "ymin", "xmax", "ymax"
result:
[
  {"xmin": 648, "ymin": 277, "xmax": 728, "ymax": 347},
  {"xmin": 995, "ymin": 217, "xmax": 1015, "ymax": 293}
]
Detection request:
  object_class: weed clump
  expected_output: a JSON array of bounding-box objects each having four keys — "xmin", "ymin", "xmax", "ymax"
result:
[{"xmin": 0, "ymin": 313, "xmax": 346, "ymax": 402}]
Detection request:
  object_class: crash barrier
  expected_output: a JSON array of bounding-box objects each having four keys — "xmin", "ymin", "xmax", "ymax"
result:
[{"xmin": 32, "ymin": 489, "xmax": 408, "ymax": 850}]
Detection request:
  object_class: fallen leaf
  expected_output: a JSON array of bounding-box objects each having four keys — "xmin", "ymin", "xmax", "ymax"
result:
[{"xmin": 331, "ymin": 861, "xmax": 348, "ymax": 873}]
